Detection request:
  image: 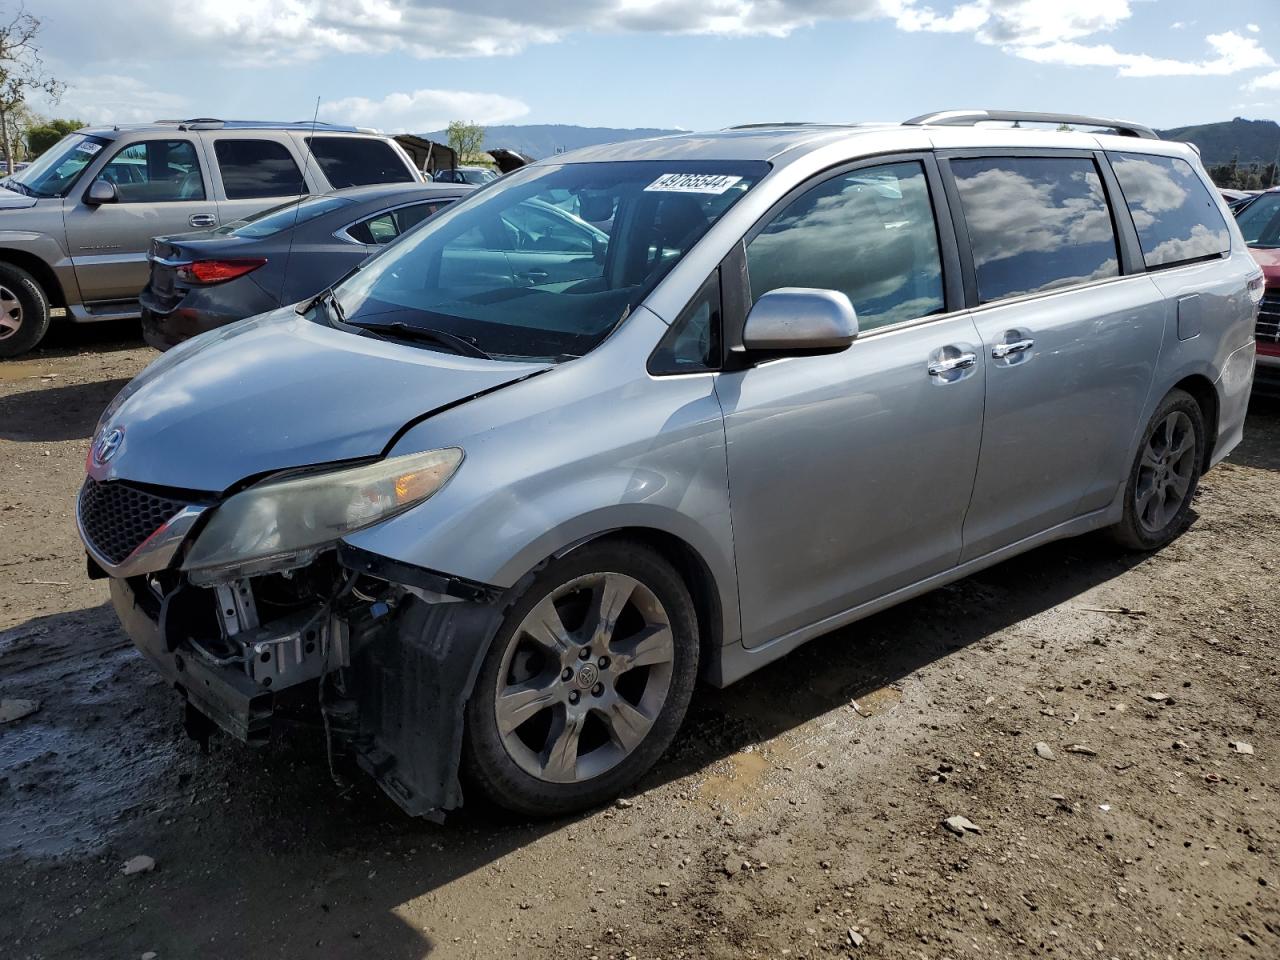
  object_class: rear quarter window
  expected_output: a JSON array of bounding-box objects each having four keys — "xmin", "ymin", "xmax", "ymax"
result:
[
  {"xmin": 307, "ymin": 137, "xmax": 415, "ymax": 188},
  {"xmin": 1108, "ymin": 152, "xmax": 1230, "ymax": 269}
]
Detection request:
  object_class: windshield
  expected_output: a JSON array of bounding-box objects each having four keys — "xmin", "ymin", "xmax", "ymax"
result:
[
  {"xmin": 7, "ymin": 133, "xmax": 110, "ymax": 198},
  {"xmin": 1236, "ymin": 192, "xmax": 1280, "ymax": 247},
  {"xmin": 215, "ymin": 194, "xmax": 353, "ymax": 238},
  {"xmin": 328, "ymin": 161, "xmax": 768, "ymax": 360}
]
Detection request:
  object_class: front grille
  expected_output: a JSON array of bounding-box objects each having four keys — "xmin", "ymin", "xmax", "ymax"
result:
[
  {"xmin": 78, "ymin": 478, "xmax": 189, "ymax": 565},
  {"xmin": 1259, "ymin": 291, "xmax": 1280, "ymax": 345}
]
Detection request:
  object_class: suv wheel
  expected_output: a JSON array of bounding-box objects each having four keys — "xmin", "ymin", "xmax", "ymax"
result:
[
  {"xmin": 1107, "ymin": 388, "xmax": 1205, "ymax": 550},
  {"xmin": 0, "ymin": 263, "xmax": 51, "ymax": 359},
  {"xmin": 463, "ymin": 541, "xmax": 699, "ymax": 817}
]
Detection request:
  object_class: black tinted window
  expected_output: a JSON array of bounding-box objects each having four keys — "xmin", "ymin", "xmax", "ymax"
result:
[
  {"xmin": 214, "ymin": 140, "xmax": 305, "ymax": 200},
  {"xmin": 952, "ymin": 156, "xmax": 1119, "ymax": 304},
  {"xmin": 1110, "ymin": 152, "xmax": 1231, "ymax": 268},
  {"xmin": 307, "ymin": 137, "xmax": 414, "ymax": 188},
  {"xmin": 746, "ymin": 161, "xmax": 945, "ymax": 330}
]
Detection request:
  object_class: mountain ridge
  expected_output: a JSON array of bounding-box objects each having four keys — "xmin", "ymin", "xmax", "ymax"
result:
[{"xmin": 417, "ymin": 124, "xmax": 686, "ymax": 160}]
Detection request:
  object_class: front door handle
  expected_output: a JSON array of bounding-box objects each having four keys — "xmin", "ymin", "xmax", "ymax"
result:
[
  {"xmin": 927, "ymin": 352, "xmax": 977, "ymax": 376},
  {"xmin": 992, "ymin": 338, "xmax": 1035, "ymax": 359},
  {"xmin": 189, "ymin": 214, "xmax": 217, "ymax": 228}
]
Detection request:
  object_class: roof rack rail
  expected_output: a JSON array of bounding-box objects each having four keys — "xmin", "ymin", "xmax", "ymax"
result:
[
  {"xmin": 903, "ymin": 110, "xmax": 1158, "ymax": 140},
  {"xmin": 726, "ymin": 122, "xmax": 818, "ymax": 129}
]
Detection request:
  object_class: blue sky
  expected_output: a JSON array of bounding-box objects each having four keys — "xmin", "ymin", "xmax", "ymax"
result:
[{"xmin": 28, "ymin": 0, "xmax": 1280, "ymax": 135}]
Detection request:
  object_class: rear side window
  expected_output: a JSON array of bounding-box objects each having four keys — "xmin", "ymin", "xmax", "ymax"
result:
[
  {"xmin": 746, "ymin": 160, "xmax": 945, "ymax": 331},
  {"xmin": 1236, "ymin": 192, "xmax": 1280, "ymax": 247},
  {"xmin": 951, "ymin": 156, "xmax": 1119, "ymax": 304},
  {"xmin": 347, "ymin": 200, "xmax": 451, "ymax": 245},
  {"xmin": 1109, "ymin": 153, "xmax": 1231, "ymax": 269},
  {"xmin": 214, "ymin": 139, "xmax": 305, "ymax": 200},
  {"xmin": 307, "ymin": 137, "xmax": 415, "ymax": 188}
]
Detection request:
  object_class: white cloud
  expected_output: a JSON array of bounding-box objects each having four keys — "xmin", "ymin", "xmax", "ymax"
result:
[
  {"xmin": 320, "ymin": 88, "xmax": 529, "ymax": 132},
  {"xmin": 31, "ymin": 76, "xmax": 190, "ymax": 125},
  {"xmin": 32, "ymin": 0, "xmax": 1280, "ymax": 87},
  {"xmin": 1246, "ymin": 70, "xmax": 1280, "ymax": 92},
  {"xmin": 1015, "ymin": 31, "xmax": 1273, "ymax": 78},
  {"xmin": 1248, "ymin": 24, "xmax": 1261, "ymax": 34}
]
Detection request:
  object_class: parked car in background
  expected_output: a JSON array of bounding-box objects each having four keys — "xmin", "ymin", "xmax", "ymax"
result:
[
  {"xmin": 140, "ymin": 182, "xmax": 472, "ymax": 349},
  {"xmin": 0, "ymin": 119, "xmax": 424, "ymax": 358},
  {"xmin": 1235, "ymin": 188, "xmax": 1280, "ymax": 394},
  {"xmin": 79, "ymin": 110, "xmax": 1258, "ymax": 820},
  {"xmin": 434, "ymin": 166, "xmax": 499, "ymax": 185}
]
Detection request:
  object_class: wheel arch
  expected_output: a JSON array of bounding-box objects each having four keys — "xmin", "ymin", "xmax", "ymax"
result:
[
  {"xmin": 0, "ymin": 246, "xmax": 67, "ymax": 308},
  {"xmin": 1169, "ymin": 373, "xmax": 1219, "ymax": 472}
]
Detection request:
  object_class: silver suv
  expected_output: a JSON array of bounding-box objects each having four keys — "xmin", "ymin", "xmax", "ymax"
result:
[
  {"xmin": 77, "ymin": 110, "xmax": 1260, "ymax": 819},
  {"xmin": 0, "ymin": 119, "xmax": 423, "ymax": 357}
]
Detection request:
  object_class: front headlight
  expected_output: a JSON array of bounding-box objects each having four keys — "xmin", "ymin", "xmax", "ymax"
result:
[{"xmin": 183, "ymin": 447, "xmax": 463, "ymax": 572}]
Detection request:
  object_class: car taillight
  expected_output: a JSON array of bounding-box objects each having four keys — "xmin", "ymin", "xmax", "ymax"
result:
[
  {"xmin": 1247, "ymin": 272, "xmax": 1266, "ymax": 306},
  {"xmin": 177, "ymin": 259, "xmax": 267, "ymax": 285}
]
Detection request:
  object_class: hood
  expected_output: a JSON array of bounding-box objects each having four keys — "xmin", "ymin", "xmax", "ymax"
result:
[
  {"xmin": 90, "ymin": 307, "xmax": 549, "ymax": 492},
  {"xmin": 1248, "ymin": 246, "xmax": 1280, "ymax": 285},
  {"xmin": 0, "ymin": 184, "xmax": 37, "ymax": 209}
]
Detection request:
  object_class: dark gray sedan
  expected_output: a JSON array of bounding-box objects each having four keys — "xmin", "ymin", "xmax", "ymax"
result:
[{"xmin": 139, "ymin": 183, "xmax": 472, "ymax": 349}]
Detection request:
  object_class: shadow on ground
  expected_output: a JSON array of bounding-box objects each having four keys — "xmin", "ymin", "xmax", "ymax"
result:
[{"xmin": 0, "ymin": 377, "xmax": 132, "ymax": 441}]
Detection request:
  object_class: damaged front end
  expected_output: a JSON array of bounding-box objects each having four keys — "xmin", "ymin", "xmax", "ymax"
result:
[{"xmin": 79, "ymin": 453, "xmax": 505, "ymax": 821}]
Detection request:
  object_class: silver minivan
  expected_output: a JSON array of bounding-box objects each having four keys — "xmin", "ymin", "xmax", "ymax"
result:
[{"xmin": 78, "ymin": 111, "xmax": 1260, "ymax": 819}]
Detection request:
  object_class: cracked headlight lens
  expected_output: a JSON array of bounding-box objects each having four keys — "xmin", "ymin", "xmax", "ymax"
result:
[{"xmin": 183, "ymin": 448, "xmax": 463, "ymax": 572}]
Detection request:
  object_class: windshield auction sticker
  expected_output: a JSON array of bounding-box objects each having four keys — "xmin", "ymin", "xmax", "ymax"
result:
[
  {"xmin": 644, "ymin": 173, "xmax": 743, "ymax": 194},
  {"xmin": 74, "ymin": 141, "xmax": 102, "ymax": 155}
]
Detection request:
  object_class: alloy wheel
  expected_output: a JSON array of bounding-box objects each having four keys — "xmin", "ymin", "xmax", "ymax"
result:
[
  {"xmin": 1135, "ymin": 410, "xmax": 1196, "ymax": 534},
  {"xmin": 0, "ymin": 284, "xmax": 23, "ymax": 341},
  {"xmin": 494, "ymin": 571, "xmax": 675, "ymax": 784}
]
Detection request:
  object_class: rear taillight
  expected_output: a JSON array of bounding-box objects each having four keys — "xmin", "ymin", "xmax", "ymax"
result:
[{"xmin": 177, "ymin": 259, "xmax": 267, "ymax": 285}]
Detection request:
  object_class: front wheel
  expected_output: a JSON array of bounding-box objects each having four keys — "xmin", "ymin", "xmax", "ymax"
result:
[
  {"xmin": 0, "ymin": 263, "xmax": 51, "ymax": 359},
  {"xmin": 463, "ymin": 541, "xmax": 699, "ymax": 817},
  {"xmin": 1107, "ymin": 388, "xmax": 1206, "ymax": 551}
]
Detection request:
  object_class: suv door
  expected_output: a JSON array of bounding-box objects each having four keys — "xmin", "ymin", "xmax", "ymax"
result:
[
  {"xmin": 208, "ymin": 135, "xmax": 314, "ymax": 227},
  {"xmin": 715, "ymin": 156, "xmax": 986, "ymax": 649},
  {"xmin": 63, "ymin": 138, "xmax": 216, "ymax": 303},
  {"xmin": 942, "ymin": 151, "xmax": 1164, "ymax": 560}
]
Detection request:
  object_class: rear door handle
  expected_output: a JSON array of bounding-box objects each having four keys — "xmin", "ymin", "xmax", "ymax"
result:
[
  {"xmin": 521, "ymin": 269, "xmax": 549, "ymax": 282},
  {"xmin": 927, "ymin": 352, "xmax": 976, "ymax": 376},
  {"xmin": 992, "ymin": 338, "xmax": 1034, "ymax": 358},
  {"xmin": 189, "ymin": 214, "xmax": 217, "ymax": 228}
]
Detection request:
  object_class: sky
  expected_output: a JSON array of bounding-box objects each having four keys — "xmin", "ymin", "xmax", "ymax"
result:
[{"xmin": 24, "ymin": 0, "xmax": 1280, "ymax": 136}]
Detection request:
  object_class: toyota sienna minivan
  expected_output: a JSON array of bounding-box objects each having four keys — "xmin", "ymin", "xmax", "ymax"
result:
[{"xmin": 77, "ymin": 111, "xmax": 1260, "ymax": 819}]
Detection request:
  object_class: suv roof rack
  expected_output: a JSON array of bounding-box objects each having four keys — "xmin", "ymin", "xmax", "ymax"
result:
[
  {"xmin": 153, "ymin": 118, "xmax": 365, "ymax": 133},
  {"xmin": 904, "ymin": 110, "xmax": 1158, "ymax": 140}
]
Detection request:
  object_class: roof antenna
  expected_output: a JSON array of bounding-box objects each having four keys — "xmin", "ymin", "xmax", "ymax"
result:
[{"xmin": 284, "ymin": 96, "xmax": 322, "ymax": 313}]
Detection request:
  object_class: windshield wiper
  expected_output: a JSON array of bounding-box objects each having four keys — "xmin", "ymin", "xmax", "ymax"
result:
[
  {"xmin": 0, "ymin": 177, "xmax": 31, "ymax": 197},
  {"xmin": 351, "ymin": 320, "xmax": 492, "ymax": 360}
]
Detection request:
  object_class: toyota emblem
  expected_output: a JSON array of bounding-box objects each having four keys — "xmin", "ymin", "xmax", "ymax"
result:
[{"xmin": 93, "ymin": 426, "xmax": 124, "ymax": 466}]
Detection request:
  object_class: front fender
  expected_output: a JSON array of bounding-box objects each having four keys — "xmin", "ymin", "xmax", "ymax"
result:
[{"xmin": 341, "ymin": 308, "xmax": 742, "ymax": 648}]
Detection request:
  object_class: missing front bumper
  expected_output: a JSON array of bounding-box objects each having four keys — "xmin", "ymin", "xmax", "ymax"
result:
[{"xmin": 107, "ymin": 551, "xmax": 507, "ymax": 820}]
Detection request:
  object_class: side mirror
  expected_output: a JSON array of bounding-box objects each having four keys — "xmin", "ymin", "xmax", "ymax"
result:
[
  {"xmin": 741, "ymin": 287, "xmax": 858, "ymax": 356},
  {"xmin": 85, "ymin": 179, "xmax": 118, "ymax": 206}
]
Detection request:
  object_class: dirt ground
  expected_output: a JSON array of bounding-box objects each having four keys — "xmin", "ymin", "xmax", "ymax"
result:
[{"xmin": 1, "ymin": 323, "xmax": 1277, "ymax": 960}]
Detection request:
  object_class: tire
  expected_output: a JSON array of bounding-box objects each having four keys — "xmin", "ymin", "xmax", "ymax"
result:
[
  {"xmin": 1107, "ymin": 388, "xmax": 1206, "ymax": 551},
  {"xmin": 463, "ymin": 541, "xmax": 699, "ymax": 817},
  {"xmin": 0, "ymin": 262, "xmax": 51, "ymax": 359}
]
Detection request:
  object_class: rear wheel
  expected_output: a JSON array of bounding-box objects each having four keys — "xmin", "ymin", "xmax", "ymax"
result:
[
  {"xmin": 0, "ymin": 263, "xmax": 51, "ymax": 359},
  {"xmin": 463, "ymin": 541, "xmax": 699, "ymax": 817},
  {"xmin": 1107, "ymin": 388, "xmax": 1205, "ymax": 550}
]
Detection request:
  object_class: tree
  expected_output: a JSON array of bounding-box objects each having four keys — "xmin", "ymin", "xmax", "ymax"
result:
[
  {"xmin": 446, "ymin": 120, "xmax": 485, "ymax": 164},
  {"xmin": 27, "ymin": 117, "xmax": 82, "ymax": 156},
  {"xmin": 0, "ymin": 8, "xmax": 62, "ymax": 173}
]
